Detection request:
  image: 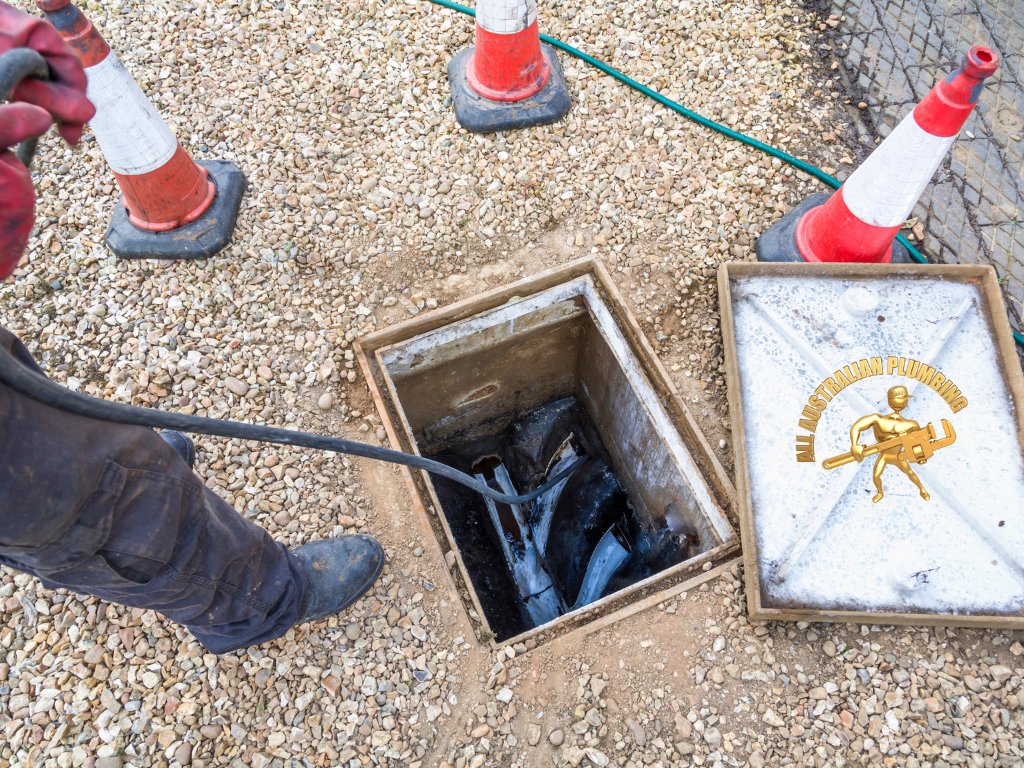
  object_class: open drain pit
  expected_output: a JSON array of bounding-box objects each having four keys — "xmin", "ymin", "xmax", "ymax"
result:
[{"xmin": 355, "ymin": 260, "xmax": 738, "ymax": 646}]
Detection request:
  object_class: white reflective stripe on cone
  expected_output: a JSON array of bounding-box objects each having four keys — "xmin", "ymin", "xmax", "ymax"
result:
[
  {"xmin": 476, "ymin": 0, "xmax": 538, "ymax": 35},
  {"xmin": 85, "ymin": 54, "xmax": 178, "ymax": 176},
  {"xmin": 841, "ymin": 113, "xmax": 955, "ymax": 228}
]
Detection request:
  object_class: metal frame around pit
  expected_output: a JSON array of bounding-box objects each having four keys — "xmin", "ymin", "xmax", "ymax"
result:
[{"xmin": 354, "ymin": 257, "xmax": 739, "ymax": 649}]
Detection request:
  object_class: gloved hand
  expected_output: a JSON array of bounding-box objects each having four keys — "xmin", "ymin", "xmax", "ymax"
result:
[
  {"xmin": 1, "ymin": 1, "xmax": 94, "ymax": 144},
  {"xmin": 1, "ymin": 1, "xmax": 95, "ymax": 280}
]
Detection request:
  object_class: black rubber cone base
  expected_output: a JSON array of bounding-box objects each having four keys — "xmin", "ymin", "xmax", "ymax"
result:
[
  {"xmin": 448, "ymin": 43, "xmax": 571, "ymax": 134},
  {"xmin": 105, "ymin": 160, "xmax": 246, "ymax": 260},
  {"xmin": 755, "ymin": 192, "xmax": 913, "ymax": 264}
]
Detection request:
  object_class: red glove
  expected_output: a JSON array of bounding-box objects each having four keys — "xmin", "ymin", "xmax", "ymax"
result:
[
  {"xmin": 1, "ymin": 1, "xmax": 95, "ymax": 280},
  {"xmin": 1, "ymin": 103, "xmax": 54, "ymax": 279},
  {"xmin": 1, "ymin": 1, "xmax": 94, "ymax": 144}
]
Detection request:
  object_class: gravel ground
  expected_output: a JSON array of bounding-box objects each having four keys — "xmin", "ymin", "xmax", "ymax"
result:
[{"xmin": 2, "ymin": 0, "xmax": 1022, "ymax": 767}]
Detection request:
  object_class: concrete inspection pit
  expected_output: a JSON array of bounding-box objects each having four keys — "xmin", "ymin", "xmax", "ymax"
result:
[
  {"xmin": 356, "ymin": 259, "xmax": 738, "ymax": 647},
  {"xmin": 720, "ymin": 262, "xmax": 1024, "ymax": 629}
]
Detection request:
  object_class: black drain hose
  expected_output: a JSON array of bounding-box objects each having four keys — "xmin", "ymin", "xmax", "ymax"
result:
[
  {"xmin": 0, "ymin": 48, "xmax": 587, "ymax": 505},
  {"xmin": 0, "ymin": 346, "xmax": 587, "ymax": 504}
]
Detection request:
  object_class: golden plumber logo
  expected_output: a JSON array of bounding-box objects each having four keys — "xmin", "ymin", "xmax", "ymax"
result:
[
  {"xmin": 794, "ymin": 356, "xmax": 965, "ymax": 503},
  {"xmin": 821, "ymin": 385, "xmax": 956, "ymax": 502}
]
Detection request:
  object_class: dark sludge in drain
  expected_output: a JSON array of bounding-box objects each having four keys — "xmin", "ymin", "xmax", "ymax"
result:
[{"xmin": 427, "ymin": 396, "xmax": 701, "ymax": 641}]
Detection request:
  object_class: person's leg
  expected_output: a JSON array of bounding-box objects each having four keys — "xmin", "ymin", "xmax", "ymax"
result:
[{"xmin": 0, "ymin": 327, "xmax": 381, "ymax": 653}]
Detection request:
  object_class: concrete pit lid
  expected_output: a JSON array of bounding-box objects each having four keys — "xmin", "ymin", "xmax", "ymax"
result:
[{"xmin": 720, "ymin": 263, "xmax": 1024, "ymax": 628}]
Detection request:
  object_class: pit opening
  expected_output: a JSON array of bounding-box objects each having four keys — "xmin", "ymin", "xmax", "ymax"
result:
[
  {"xmin": 429, "ymin": 396, "xmax": 697, "ymax": 640},
  {"xmin": 374, "ymin": 272, "xmax": 734, "ymax": 643}
]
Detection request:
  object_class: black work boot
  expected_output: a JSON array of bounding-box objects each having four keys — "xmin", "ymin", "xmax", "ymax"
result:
[
  {"xmin": 292, "ymin": 536, "xmax": 385, "ymax": 624},
  {"xmin": 159, "ymin": 430, "xmax": 195, "ymax": 469}
]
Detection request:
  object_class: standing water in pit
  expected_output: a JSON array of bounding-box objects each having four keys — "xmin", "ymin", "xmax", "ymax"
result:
[{"xmin": 428, "ymin": 397, "xmax": 701, "ymax": 641}]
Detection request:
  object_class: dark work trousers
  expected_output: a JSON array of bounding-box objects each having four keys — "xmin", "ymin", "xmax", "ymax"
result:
[{"xmin": 0, "ymin": 327, "xmax": 306, "ymax": 654}]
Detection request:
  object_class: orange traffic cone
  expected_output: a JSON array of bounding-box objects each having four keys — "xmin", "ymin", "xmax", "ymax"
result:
[
  {"xmin": 37, "ymin": 0, "xmax": 245, "ymax": 259},
  {"xmin": 757, "ymin": 47, "xmax": 999, "ymax": 263},
  {"xmin": 448, "ymin": 0, "xmax": 570, "ymax": 133}
]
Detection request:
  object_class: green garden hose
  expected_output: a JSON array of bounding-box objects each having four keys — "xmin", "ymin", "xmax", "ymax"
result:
[{"xmin": 423, "ymin": 0, "xmax": 1024, "ymax": 349}]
